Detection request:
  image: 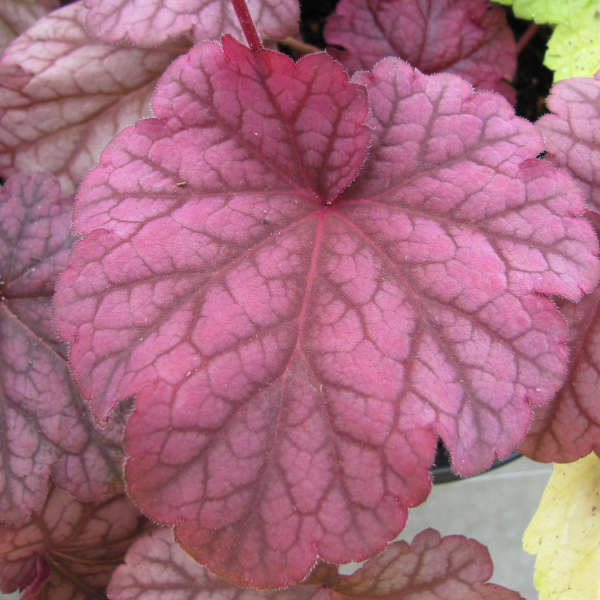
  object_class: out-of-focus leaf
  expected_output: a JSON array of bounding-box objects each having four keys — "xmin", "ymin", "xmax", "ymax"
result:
[
  {"xmin": 0, "ymin": 0, "xmax": 58, "ymax": 53},
  {"xmin": 0, "ymin": 486, "xmax": 143, "ymax": 600},
  {"xmin": 325, "ymin": 0, "xmax": 517, "ymax": 101},
  {"xmin": 84, "ymin": 0, "xmax": 300, "ymax": 47},
  {"xmin": 0, "ymin": 173, "xmax": 124, "ymax": 526},
  {"xmin": 0, "ymin": 1, "xmax": 179, "ymax": 194},
  {"xmin": 523, "ymin": 453, "xmax": 600, "ymax": 600},
  {"xmin": 54, "ymin": 36, "xmax": 599, "ymax": 587}
]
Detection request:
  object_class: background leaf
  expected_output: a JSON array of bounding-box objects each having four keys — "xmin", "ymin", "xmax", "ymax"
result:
[
  {"xmin": 0, "ymin": 173, "xmax": 124, "ymax": 526},
  {"xmin": 523, "ymin": 453, "xmax": 600, "ymax": 600}
]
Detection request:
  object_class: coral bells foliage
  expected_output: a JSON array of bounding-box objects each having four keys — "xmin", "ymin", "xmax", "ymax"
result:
[
  {"xmin": 2, "ymin": 0, "xmax": 600, "ymax": 597},
  {"xmin": 53, "ymin": 0, "xmax": 600, "ymax": 592},
  {"xmin": 324, "ymin": 0, "xmax": 517, "ymax": 101}
]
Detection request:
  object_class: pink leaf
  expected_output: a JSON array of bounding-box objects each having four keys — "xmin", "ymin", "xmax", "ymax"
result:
[
  {"xmin": 324, "ymin": 0, "xmax": 516, "ymax": 101},
  {"xmin": 536, "ymin": 71, "xmax": 600, "ymax": 213},
  {"xmin": 84, "ymin": 0, "xmax": 300, "ymax": 47},
  {"xmin": 0, "ymin": 0, "xmax": 58, "ymax": 53},
  {"xmin": 0, "ymin": 486, "xmax": 143, "ymax": 599},
  {"xmin": 108, "ymin": 527, "xmax": 521, "ymax": 600},
  {"xmin": 0, "ymin": 173, "xmax": 124, "ymax": 526},
  {"xmin": 0, "ymin": 1, "xmax": 179, "ymax": 194},
  {"xmin": 108, "ymin": 527, "xmax": 330, "ymax": 600},
  {"xmin": 335, "ymin": 529, "xmax": 523, "ymax": 599},
  {"xmin": 520, "ymin": 281, "xmax": 600, "ymax": 462},
  {"xmin": 54, "ymin": 38, "xmax": 599, "ymax": 587}
]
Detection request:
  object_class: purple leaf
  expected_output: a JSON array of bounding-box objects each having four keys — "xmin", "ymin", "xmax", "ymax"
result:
[
  {"xmin": 84, "ymin": 0, "xmax": 300, "ymax": 47},
  {"xmin": 520, "ymin": 279, "xmax": 600, "ymax": 462},
  {"xmin": 324, "ymin": 0, "xmax": 517, "ymax": 101},
  {"xmin": 108, "ymin": 527, "xmax": 330, "ymax": 600},
  {"xmin": 108, "ymin": 527, "xmax": 521, "ymax": 600},
  {"xmin": 335, "ymin": 529, "xmax": 523, "ymax": 599},
  {"xmin": 535, "ymin": 71, "xmax": 600, "ymax": 213},
  {"xmin": 0, "ymin": 1, "xmax": 179, "ymax": 193},
  {"xmin": 54, "ymin": 37, "xmax": 599, "ymax": 587},
  {"xmin": 0, "ymin": 0, "xmax": 58, "ymax": 53},
  {"xmin": 0, "ymin": 173, "xmax": 124, "ymax": 526},
  {"xmin": 0, "ymin": 486, "xmax": 143, "ymax": 600}
]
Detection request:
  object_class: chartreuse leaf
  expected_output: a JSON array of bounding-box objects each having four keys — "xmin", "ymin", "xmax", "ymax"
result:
[
  {"xmin": 54, "ymin": 35, "xmax": 600, "ymax": 588},
  {"xmin": 523, "ymin": 453, "xmax": 600, "ymax": 600},
  {"xmin": 493, "ymin": 0, "xmax": 600, "ymax": 81}
]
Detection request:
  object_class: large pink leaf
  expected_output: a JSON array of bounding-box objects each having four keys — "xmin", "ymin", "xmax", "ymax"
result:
[
  {"xmin": 84, "ymin": 0, "xmax": 300, "ymax": 47},
  {"xmin": 0, "ymin": 173, "xmax": 124, "ymax": 526},
  {"xmin": 324, "ymin": 0, "xmax": 516, "ymax": 100},
  {"xmin": 536, "ymin": 71, "xmax": 600, "ymax": 213},
  {"xmin": 0, "ymin": 486, "xmax": 143, "ymax": 599},
  {"xmin": 0, "ymin": 0, "xmax": 58, "ymax": 53},
  {"xmin": 520, "ymin": 282, "xmax": 600, "ymax": 462},
  {"xmin": 54, "ymin": 37, "xmax": 599, "ymax": 587},
  {"xmin": 0, "ymin": 1, "xmax": 179, "ymax": 194},
  {"xmin": 108, "ymin": 527, "xmax": 521, "ymax": 600}
]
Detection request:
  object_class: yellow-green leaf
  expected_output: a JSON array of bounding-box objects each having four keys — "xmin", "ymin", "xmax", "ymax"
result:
[
  {"xmin": 523, "ymin": 453, "xmax": 600, "ymax": 600},
  {"xmin": 493, "ymin": 0, "xmax": 600, "ymax": 80}
]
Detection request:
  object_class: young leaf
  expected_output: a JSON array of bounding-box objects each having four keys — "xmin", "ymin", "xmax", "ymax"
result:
[
  {"xmin": 84, "ymin": 0, "xmax": 300, "ymax": 47},
  {"xmin": 535, "ymin": 72, "xmax": 600, "ymax": 213},
  {"xmin": 0, "ymin": 1, "xmax": 179, "ymax": 194},
  {"xmin": 108, "ymin": 527, "xmax": 521, "ymax": 600},
  {"xmin": 523, "ymin": 452, "xmax": 600, "ymax": 600},
  {"xmin": 54, "ymin": 37, "xmax": 599, "ymax": 587},
  {"xmin": 0, "ymin": 0, "xmax": 58, "ymax": 53},
  {"xmin": 0, "ymin": 173, "xmax": 124, "ymax": 526},
  {"xmin": 0, "ymin": 486, "xmax": 143, "ymax": 600},
  {"xmin": 325, "ymin": 0, "xmax": 517, "ymax": 101}
]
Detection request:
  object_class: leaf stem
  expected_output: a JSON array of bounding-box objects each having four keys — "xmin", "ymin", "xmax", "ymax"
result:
[
  {"xmin": 516, "ymin": 23, "xmax": 539, "ymax": 54},
  {"xmin": 231, "ymin": 0, "xmax": 263, "ymax": 52}
]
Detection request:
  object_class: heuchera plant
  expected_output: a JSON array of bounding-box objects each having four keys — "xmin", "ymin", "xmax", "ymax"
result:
[{"xmin": 2, "ymin": 0, "xmax": 600, "ymax": 598}]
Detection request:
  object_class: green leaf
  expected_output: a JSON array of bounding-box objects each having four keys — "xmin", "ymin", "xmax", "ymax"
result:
[{"xmin": 493, "ymin": 0, "xmax": 600, "ymax": 80}]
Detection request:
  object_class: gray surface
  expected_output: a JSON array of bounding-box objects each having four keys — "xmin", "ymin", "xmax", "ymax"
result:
[
  {"xmin": 1, "ymin": 457, "xmax": 551, "ymax": 599},
  {"xmin": 339, "ymin": 456, "xmax": 552, "ymax": 599}
]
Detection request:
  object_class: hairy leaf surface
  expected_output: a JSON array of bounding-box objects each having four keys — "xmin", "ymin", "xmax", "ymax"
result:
[
  {"xmin": 0, "ymin": 0, "xmax": 58, "ymax": 53},
  {"xmin": 0, "ymin": 1, "xmax": 179, "ymax": 194},
  {"xmin": 0, "ymin": 486, "xmax": 142, "ymax": 600},
  {"xmin": 108, "ymin": 527, "xmax": 521, "ymax": 600},
  {"xmin": 54, "ymin": 37, "xmax": 599, "ymax": 587},
  {"xmin": 84, "ymin": 0, "xmax": 300, "ymax": 47},
  {"xmin": 325, "ymin": 0, "xmax": 517, "ymax": 101},
  {"xmin": 0, "ymin": 173, "xmax": 124, "ymax": 526},
  {"xmin": 108, "ymin": 527, "xmax": 329, "ymax": 600},
  {"xmin": 536, "ymin": 72, "xmax": 600, "ymax": 213},
  {"xmin": 521, "ymin": 281, "xmax": 600, "ymax": 461}
]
